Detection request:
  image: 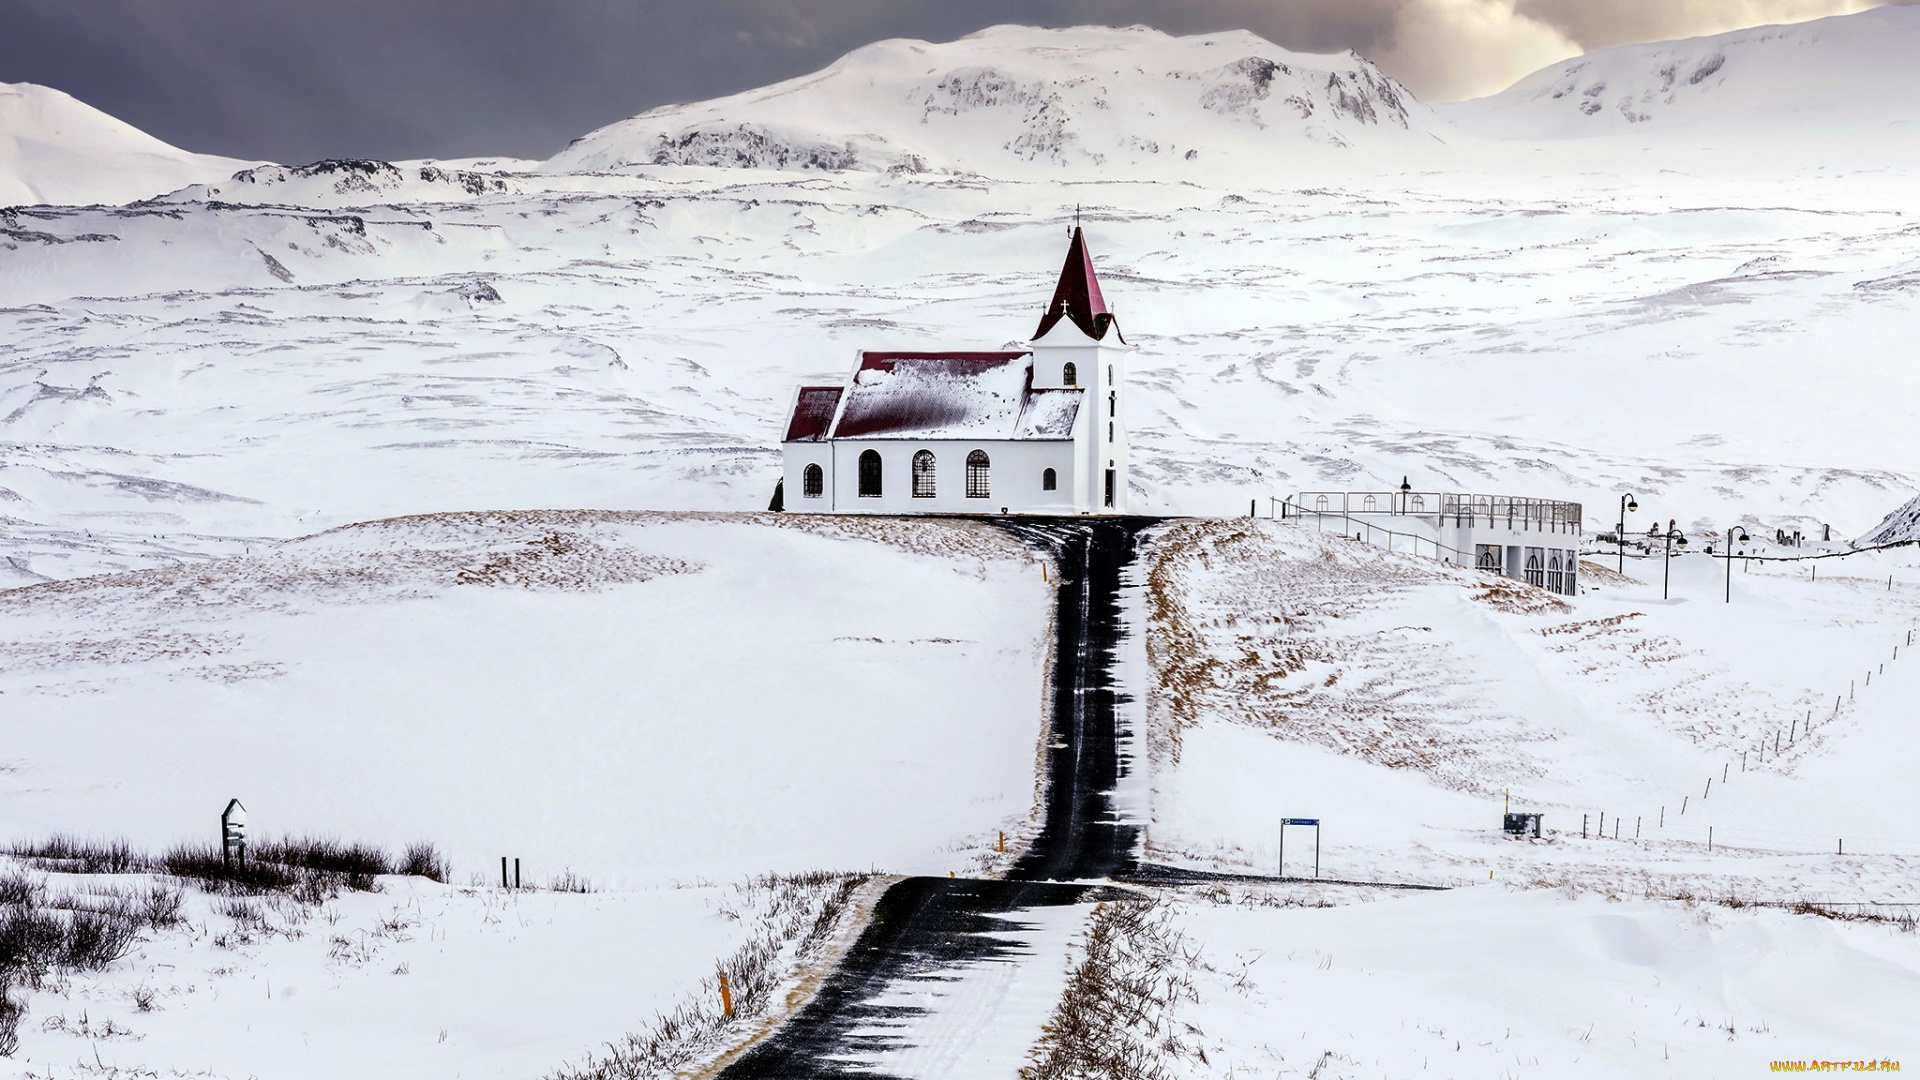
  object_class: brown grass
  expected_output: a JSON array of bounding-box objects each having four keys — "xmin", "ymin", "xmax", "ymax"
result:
[{"xmin": 1141, "ymin": 519, "xmax": 1558, "ymax": 793}]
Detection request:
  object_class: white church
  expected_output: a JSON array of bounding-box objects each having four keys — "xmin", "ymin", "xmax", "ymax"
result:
[{"xmin": 778, "ymin": 226, "xmax": 1129, "ymax": 515}]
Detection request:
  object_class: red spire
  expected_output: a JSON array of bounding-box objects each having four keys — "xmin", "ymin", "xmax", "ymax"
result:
[{"xmin": 1033, "ymin": 226, "xmax": 1121, "ymax": 342}]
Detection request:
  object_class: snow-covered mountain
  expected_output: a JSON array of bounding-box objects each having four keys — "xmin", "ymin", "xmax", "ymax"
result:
[
  {"xmin": 0, "ymin": 82, "xmax": 250, "ymax": 207},
  {"xmin": 1444, "ymin": 5, "xmax": 1920, "ymax": 144},
  {"xmin": 547, "ymin": 24, "xmax": 1443, "ymax": 177}
]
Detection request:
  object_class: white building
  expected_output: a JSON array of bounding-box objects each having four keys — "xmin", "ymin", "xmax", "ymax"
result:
[
  {"xmin": 779, "ymin": 227, "xmax": 1129, "ymax": 515},
  {"xmin": 1283, "ymin": 489, "xmax": 1584, "ymax": 596}
]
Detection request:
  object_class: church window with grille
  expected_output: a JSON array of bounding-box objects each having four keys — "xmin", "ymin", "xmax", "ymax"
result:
[
  {"xmin": 912, "ymin": 450, "xmax": 937, "ymax": 498},
  {"xmin": 965, "ymin": 450, "xmax": 991, "ymax": 498},
  {"xmin": 858, "ymin": 450, "xmax": 882, "ymax": 497},
  {"xmin": 802, "ymin": 463, "xmax": 824, "ymax": 498}
]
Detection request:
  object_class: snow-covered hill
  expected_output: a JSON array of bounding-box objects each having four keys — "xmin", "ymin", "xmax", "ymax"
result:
[
  {"xmin": 0, "ymin": 82, "xmax": 250, "ymax": 207},
  {"xmin": 1444, "ymin": 5, "xmax": 1920, "ymax": 145},
  {"xmin": 1860, "ymin": 490, "xmax": 1920, "ymax": 546},
  {"xmin": 161, "ymin": 157, "xmax": 544, "ymax": 209},
  {"xmin": 547, "ymin": 24, "xmax": 1443, "ymax": 178}
]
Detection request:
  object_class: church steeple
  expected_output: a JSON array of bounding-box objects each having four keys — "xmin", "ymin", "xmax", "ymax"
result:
[{"xmin": 1033, "ymin": 226, "xmax": 1122, "ymax": 343}]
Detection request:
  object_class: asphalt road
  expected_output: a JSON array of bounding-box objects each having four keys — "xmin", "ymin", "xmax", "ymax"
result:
[{"xmin": 718, "ymin": 517, "xmax": 1153, "ymax": 1079}]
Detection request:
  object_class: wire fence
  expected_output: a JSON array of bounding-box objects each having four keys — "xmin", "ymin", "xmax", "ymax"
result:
[{"xmin": 1562, "ymin": 624, "xmax": 1920, "ymax": 860}]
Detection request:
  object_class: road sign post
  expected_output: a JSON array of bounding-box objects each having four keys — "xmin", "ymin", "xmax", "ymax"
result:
[
  {"xmin": 221, "ymin": 799, "xmax": 247, "ymax": 868},
  {"xmin": 1279, "ymin": 818, "xmax": 1320, "ymax": 879}
]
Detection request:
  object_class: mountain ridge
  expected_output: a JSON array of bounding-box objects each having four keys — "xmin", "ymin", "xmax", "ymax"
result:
[
  {"xmin": 545, "ymin": 24, "xmax": 1445, "ymax": 178},
  {"xmin": 1442, "ymin": 4, "xmax": 1920, "ymax": 145}
]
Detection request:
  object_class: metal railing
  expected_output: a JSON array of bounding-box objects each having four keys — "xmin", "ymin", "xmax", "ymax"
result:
[
  {"xmin": 1284, "ymin": 504, "xmax": 1475, "ymax": 566},
  {"xmin": 1284, "ymin": 491, "xmax": 1583, "ymax": 536}
]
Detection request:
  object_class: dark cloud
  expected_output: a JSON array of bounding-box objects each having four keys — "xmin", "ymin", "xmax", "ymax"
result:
[{"xmin": 0, "ymin": 0, "xmax": 1902, "ymax": 163}]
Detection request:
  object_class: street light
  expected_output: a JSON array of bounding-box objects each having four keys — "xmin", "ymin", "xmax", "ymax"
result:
[
  {"xmin": 1723, "ymin": 525, "xmax": 1749, "ymax": 603},
  {"xmin": 1399, "ymin": 475, "xmax": 1412, "ymax": 515},
  {"xmin": 1617, "ymin": 493, "xmax": 1639, "ymax": 573},
  {"xmin": 1660, "ymin": 522, "xmax": 1687, "ymax": 600}
]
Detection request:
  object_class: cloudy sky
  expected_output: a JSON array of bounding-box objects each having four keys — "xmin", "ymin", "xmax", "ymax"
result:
[{"xmin": 0, "ymin": 0, "xmax": 1903, "ymax": 163}]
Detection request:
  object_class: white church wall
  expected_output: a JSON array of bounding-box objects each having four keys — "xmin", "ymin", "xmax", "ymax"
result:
[
  {"xmin": 782, "ymin": 444, "xmax": 834, "ymax": 509},
  {"xmin": 1032, "ymin": 328, "xmax": 1128, "ymax": 514},
  {"xmin": 823, "ymin": 439, "xmax": 1082, "ymax": 515}
]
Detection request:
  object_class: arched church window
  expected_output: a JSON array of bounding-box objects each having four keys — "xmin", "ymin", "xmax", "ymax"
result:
[
  {"xmin": 966, "ymin": 450, "xmax": 991, "ymax": 498},
  {"xmin": 803, "ymin": 463, "xmax": 824, "ymax": 498},
  {"xmin": 1525, "ymin": 551, "xmax": 1544, "ymax": 586},
  {"xmin": 1363, "ymin": 495, "xmax": 1378, "ymax": 511},
  {"xmin": 1315, "ymin": 495, "xmax": 1330, "ymax": 512},
  {"xmin": 1477, "ymin": 545, "xmax": 1501, "ymax": 572},
  {"xmin": 1042, "ymin": 468, "xmax": 1057, "ymax": 491},
  {"xmin": 1062, "ymin": 362, "xmax": 1077, "ymax": 387},
  {"xmin": 912, "ymin": 450, "xmax": 937, "ymax": 498},
  {"xmin": 1410, "ymin": 494, "xmax": 1426, "ymax": 512},
  {"xmin": 858, "ymin": 449, "xmax": 883, "ymax": 498}
]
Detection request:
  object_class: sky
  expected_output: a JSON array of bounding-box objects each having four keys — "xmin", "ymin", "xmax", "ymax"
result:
[{"xmin": 0, "ymin": 0, "xmax": 1904, "ymax": 163}]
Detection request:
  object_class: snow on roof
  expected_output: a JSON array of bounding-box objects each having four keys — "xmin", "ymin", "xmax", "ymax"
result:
[
  {"xmin": 1015, "ymin": 389, "xmax": 1083, "ymax": 439},
  {"xmin": 825, "ymin": 351, "xmax": 1079, "ymax": 441},
  {"xmin": 783, "ymin": 385, "xmax": 843, "ymax": 442}
]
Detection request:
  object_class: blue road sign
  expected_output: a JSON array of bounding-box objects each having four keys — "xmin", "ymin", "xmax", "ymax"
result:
[{"xmin": 1282, "ymin": 818, "xmax": 1319, "ymax": 826}]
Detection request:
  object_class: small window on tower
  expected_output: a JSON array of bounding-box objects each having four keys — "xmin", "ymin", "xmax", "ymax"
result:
[
  {"xmin": 1062, "ymin": 362, "xmax": 1077, "ymax": 387},
  {"xmin": 1042, "ymin": 468, "xmax": 1057, "ymax": 491}
]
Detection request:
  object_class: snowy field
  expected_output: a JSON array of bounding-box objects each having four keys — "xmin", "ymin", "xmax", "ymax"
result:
[
  {"xmin": 1121, "ymin": 519, "xmax": 1920, "ymax": 1075},
  {"xmin": 0, "ymin": 869, "xmax": 873, "ymax": 1080},
  {"xmin": 0, "ymin": 512, "xmax": 1051, "ymax": 885},
  {"xmin": 1033, "ymin": 887, "xmax": 1918, "ymax": 1079},
  {"xmin": 1141, "ymin": 518, "xmax": 1920, "ymax": 889},
  {"xmin": 5, "ymin": 161, "xmax": 1919, "ymax": 591},
  {"xmin": 0, "ymin": 512, "xmax": 1050, "ymax": 1077}
]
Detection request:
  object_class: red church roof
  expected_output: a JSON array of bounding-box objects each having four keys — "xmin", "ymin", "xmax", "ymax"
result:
[
  {"xmin": 783, "ymin": 386, "xmax": 843, "ymax": 442},
  {"xmin": 1033, "ymin": 226, "xmax": 1122, "ymax": 343}
]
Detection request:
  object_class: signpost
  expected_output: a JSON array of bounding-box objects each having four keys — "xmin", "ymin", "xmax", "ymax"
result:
[
  {"xmin": 1278, "ymin": 817, "xmax": 1320, "ymax": 879},
  {"xmin": 221, "ymin": 799, "xmax": 247, "ymax": 868}
]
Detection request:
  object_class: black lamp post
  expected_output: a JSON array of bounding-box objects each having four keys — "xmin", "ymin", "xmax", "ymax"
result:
[
  {"xmin": 1617, "ymin": 493, "xmax": 1639, "ymax": 573},
  {"xmin": 1723, "ymin": 525, "xmax": 1749, "ymax": 603},
  {"xmin": 1399, "ymin": 476, "xmax": 1412, "ymax": 515},
  {"xmin": 1660, "ymin": 524, "xmax": 1687, "ymax": 600}
]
